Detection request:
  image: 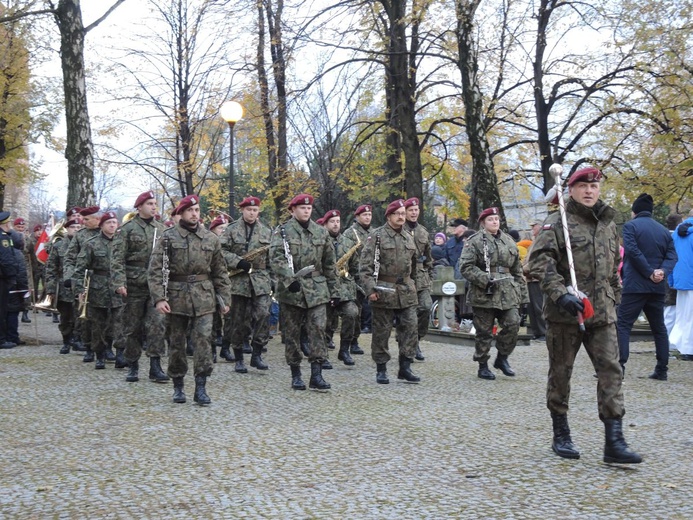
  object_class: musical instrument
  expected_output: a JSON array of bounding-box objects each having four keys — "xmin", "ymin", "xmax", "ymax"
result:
[
  {"xmin": 336, "ymin": 230, "xmax": 362, "ymax": 277},
  {"xmin": 78, "ymin": 269, "xmax": 92, "ymax": 320},
  {"xmin": 33, "ymin": 294, "xmax": 59, "ymax": 313},
  {"xmin": 162, "ymin": 236, "xmax": 170, "ymax": 300},
  {"xmin": 122, "ymin": 211, "xmax": 137, "ymax": 224},
  {"xmin": 48, "ymin": 220, "xmax": 67, "ymax": 243},
  {"xmin": 228, "ymin": 245, "xmax": 270, "ymax": 277}
]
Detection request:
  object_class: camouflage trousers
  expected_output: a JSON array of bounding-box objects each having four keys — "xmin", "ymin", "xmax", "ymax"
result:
[
  {"xmin": 371, "ymin": 305, "xmax": 417, "ymax": 364},
  {"xmin": 471, "ymin": 306, "xmax": 520, "ymax": 363},
  {"xmin": 326, "ymin": 299, "xmax": 359, "ymax": 345},
  {"xmin": 118, "ymin": 293, "xmax": 167, "ymax": 363},
  {"xmin": 87, "ymin": 305, "xmax": 123, "ymax": 354},
  {"xmin": 281, "ymin": 303, "xmax": 327, "ymax": 365},
  {"xmin": 56, "ymin": 300, "xmax": 75, "ymax": 342},
  {"xmin": 546, "ymin": 322, "xmax": 624, "ymax": 420},
  {"xmin": 73, "ymin": 300, "xmax": 89, "ymax": 346},
  {"xmin": 416, "ymin": 288, "xmax": 432, "ymax": 339},
  {"xmin": 224, "ymin": 294, "xmax": 271, "ymax": 350},
  {"xmin": 167, "ymin": 313, "xmax": 213, "ymax": 379}
]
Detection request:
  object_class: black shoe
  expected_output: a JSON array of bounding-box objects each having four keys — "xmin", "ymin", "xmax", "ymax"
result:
[
  {"xmin": 52, "ymin": 313, "xmax": 60, "ymax": 324},
  {"xmin": 397, "ymin": 356, "xmax": 420, "ymax": 383},
  {"xmin": 250, "ymin": 349, "xmax": 269, "ymax": 370},
  {"xmin": 114, "ymin": 348, "xmax": 128, "ymax": 369},
  {"xmin": 193, "ymin": 375, "xmax": 211, "ymax": 405},
  {"xmin": 327, "ymin": 338, "xmax": 336, "ymax": 350},
  {"xmin": 291, "ymin": 365, "xmax": 306, "ymax": 390},
  {"xmin": 551, "ymin": 414, "xmax": 580, "ymax": 459},
  {"xmin": 493, "ymin": 354, "xmax": 515, "ymax": 376},
  {"xmin": 337, "ymin": 343, "xmax": 355, "ymax": 366},
  {"xmin": 376, "ymin": 363, "xmax": 389, "ymax": 384},
  {"xmin": 414, "ymin": 342, "xmax": 425, "ymax": 361},
  {"xmin": 350, "ymin": 341, "xmax": 364, "ymax": 355},
  {"xmin": 70, "ymin": 337, "xmax": 86, "ymax": 352},
  {"xmin": 309, "ymin": 361, "xmax": 331, "ymax": 390},
  {"xmin": 0, "ymin": 341, "xmax": 17, "ymax": 349},
  {"xmin": 233, "ymin": 349, "xmax": 247, "ymax": 373},
  {"xmin": 104, "ymin": 348, "xmax": 116, "ymax": 362},
  {"xmin": 603, "ymin": 418, "xmax": 642, "ymax": 464},
  {"xmin": 83, "ymin": 349, "xmax": 94, "ymax": 362},
  {"xmin": 21, "ymin": 312, "xmax": 31, "ymax": 323},
  {"xmin": 126, "ymin": 361, "xmax": 139, "ymax": 382},
  {"xmin": 242, "ymin": 340, "xmax": 252, "ymax": 354},
  {"xmin": 60, "ymin": 344, "xmax": 70, "ymax": 354},
  {"xmin": 95, "ymin": 353, "xmax": 106, "ymax": 370},
  {"xmin": 219, "ymin": 343, "xmax": 235, "ymax": 362},
  {"xmin": 478, "ymin": 362, "xmax": 496, "ymax": 380},
  {"xmin": 322, "ymin": 359, "xmax": 333, "ymax": 370},
  {"xmin": 149, "ymin": 357, "xmax": 170, "ymax": 382},
  {"xmin": 172, "ymin": 378, "xmax": 186, "ymax": 403},
  {"xmin": 648, "ymin": 371, "xmax": 667, "ymax": 381}
]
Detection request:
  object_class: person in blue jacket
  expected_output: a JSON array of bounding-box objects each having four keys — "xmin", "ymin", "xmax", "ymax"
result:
[{"xmin": 670, "ymin": 210, "xmax": 693, "ymax": 360}]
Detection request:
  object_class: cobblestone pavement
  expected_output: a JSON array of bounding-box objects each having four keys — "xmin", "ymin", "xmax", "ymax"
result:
[{"xmin": 1, "ymin": 314, "xmax": 691, "ymax": 519}]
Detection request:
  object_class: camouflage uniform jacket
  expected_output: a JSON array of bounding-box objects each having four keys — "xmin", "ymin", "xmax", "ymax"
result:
[
  {"xmin": 148, "ymin": 223, "xmax": 232, "ymax": 317},
  {"xmin": 459, "ymin": 229, "xmax": 529, "ymax": 310},
  {"xmin": 405, "ymin": 222, "xmax": 433, "ymax": 291},
  {"xmin": 269, "ymin": 217, "xmax": 338, "ymax": 308},
  {"xmin": 359, "ymin": 223, "xmax": 418, "ymax": 309},
  {"xmin": 221, "ymin": 219, "xmax": 272, "ymax": 297},
  {"xmin": 120, "ymin": 215, "xmax": 165, "ymax": 298},
  {"xmin": 44, "ymin": 236, "xmax": 75, "ymax": 302},
  {"xmin": 65, "ymin": 227, "xmax": 100, "ymax": 282},
  {"xmin": 331, "ymin": 228, "xmax": 362, "ymax": 301},
  {"xmin": 74, "ymin": 232, "xmax": 126, "ymax": 309},
  {"xmin": 527, "ymin": 198, "xmax": 621, "ymax": 326}
]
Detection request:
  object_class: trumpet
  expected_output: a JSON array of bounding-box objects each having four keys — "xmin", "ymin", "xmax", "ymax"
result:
[
  {"xmin": 33, "ymin": 294, "xmax": 59, "ymax": 313},
  {"xmin": 78, "ymin": 269, "xmax": 92, "ymax": 320}
]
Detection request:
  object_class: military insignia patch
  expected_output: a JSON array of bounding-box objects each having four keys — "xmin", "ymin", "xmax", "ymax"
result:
[{"xmin": 1, "ymin": 240, "xmax": 8, "ymax": 248}]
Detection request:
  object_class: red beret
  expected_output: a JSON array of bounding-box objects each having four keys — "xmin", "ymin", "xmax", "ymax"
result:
[
  {"xmin": 567, "ymin": 167, "xmax": 602, "ymax": 187},
  {"xmin": 134, "ymin": 190, "xmax": 156, "ymax": 208},
  {"xmin": 66, "ymin": 216, "xmax": 81, "ymax": 227},
  {"xmin": 33, "ymin": 224, "xmax": 43, "ymax": 232},
  {"xmin": 66, "ymin": 207, "xmax": 81, "ymax": 217},
  {"xmin": 99, "ymin": 211, "xmax": 118, "ymax": 227},
  {"xmin": 288, "ymin": 193, "xmax": 314, "ymax": 208},
  {"xmin": 315, "ymin": 217, "xmax": 325, "ymax": 225},
  {"xmin": 164, "ymin": 220, "xmax": 175, "ymax": 228},
  {"xmin": 354, "ymin": 204, "xmax": 372, "ymax": 216},
  {"xmin": 209, "ymin": 215, "xmax": 228, "ymax": 230},
  {"xmin": 79, "ymin": 206, "xmax": 100, "ymax": 216},
  {"xmin": 478, "ymin": 207, "xmax": 499, "ymax": 222},
  {"xmin": 321, "ymin": 209, "xmax": 340, "ymax": 223},
  {"xmin": 175, "ymin": 194, "xmax": 200, "ymax": 214},
  {"xmin": 404, "ymin": 197, "xmax": 419, "ymax": 208},
  {"xmin": 13, "ymin": 218, "xmax": 26, "ymax": 226},
  {"xmin": 385, "ymin": 199, "xmax": 406, "ymax": 217},
  {"xmin": 239, "ymin": 196, "xmax": 261, "ymax": 208}
]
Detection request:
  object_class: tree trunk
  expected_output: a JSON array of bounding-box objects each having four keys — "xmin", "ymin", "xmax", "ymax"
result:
[
  {"xmin": 55, "ymin": 0, "xmax": 94, "ymax": 210},
  {"xmin": 455, "ymin": 0, "xmax": 505, "ymax": 228},
  {"xmin": 533, "ymin": 0, "xmax": 555, "ymax": 193}
]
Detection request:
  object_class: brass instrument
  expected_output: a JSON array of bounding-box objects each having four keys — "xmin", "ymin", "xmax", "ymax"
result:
[
  {"xmin": 48, "ymin": 219, "xmax": 67, "ymax": 243},
  {"xmin": 33, "ymin": 294, "xmax": 59, "ymax": 313},
  {"xmin": 122, "ymin": 211, "xmax": 137, "ymax": 224},
  {"xmin": 78, "ymin": 269, "xmax": 92, "ymax": 320},
  {"xmin": 336, "ymin": 230, "xmax": 362, "ymax": 277},
  {"xmin": 228, "ymin": 245, "xmax": 270, "ymax": 277}
]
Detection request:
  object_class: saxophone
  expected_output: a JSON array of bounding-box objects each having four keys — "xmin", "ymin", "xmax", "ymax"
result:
[
  {"xmin": 228, "ymin": 245, "xmax": 270, "ymax": 277},
  {"xmin": 336, "ymin": 230, "xmax": 362, "ymax": 277}
]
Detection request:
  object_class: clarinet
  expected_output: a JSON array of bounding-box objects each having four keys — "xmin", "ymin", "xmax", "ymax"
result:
[
  {"xmin": 280, "ymin": 225, "xmax": 295, "ymax": 274},
  {"xmin": 162, "ymin": 236, "xmax": 170, "ymax": 300},
  {"xmin": 373, "ymin": 233, "xmax": 381, "ymax": 281},
  {"xmin": 483, "ymin": 231, "xmax": 494, "ymax": 295}
]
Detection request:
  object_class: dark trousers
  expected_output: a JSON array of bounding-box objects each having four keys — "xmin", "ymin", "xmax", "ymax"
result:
[
  {"xmin": 527, "ymin": 281, "xmax": 546, "ymax": 337},
  {"xmin": 617, "ymin": 292, "xmax": 669, "ymax": 371},
  {"xmin": 0, "ymin": 278, "xmax": 10, "ymax": 342},
  {"xmin": 6, "ymin": 311, "xmax": 19, "ymax": 343}
]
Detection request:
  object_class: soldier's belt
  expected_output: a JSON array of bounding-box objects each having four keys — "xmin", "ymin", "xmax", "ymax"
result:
[
  {"xmin": 169, "ymin": 274, "xmax": 210, "ymax": 283},
  {"xmin": 92, "ymin": 270, "xmax": 109, "ymax": 276},
  {"xmin": 378, "ymin": 275, "xmax": 412, "ymax": 284},
  {"xmin": 489, "ymin": 267, "xmax": 508, "ymax": 274},
  {"xmin": 126, "ymin": 261, "xmax": 147, "ymax": 268}
]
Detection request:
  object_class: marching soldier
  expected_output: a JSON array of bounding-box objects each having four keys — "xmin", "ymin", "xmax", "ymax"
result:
[
  {"xmin": 359, "ymin": 199, "xmax": 421, "ymax": 384},
  {"xmin": 320, "ymin": 209, "xmax": 360, "ymax": 366},
  {"xmin": 269, "ymin": 193, "xmax": 338, "ymax": 391},
  {"xmin": 220, "ymin": 197, "xmax": 273, "ymax": 373},
  {"xmin": 117, "ymin": 191, "xmax": 169, "ymax": 383},
  {"xmin": 459, "ymin": 207, "xmax": 528, "ymax": 380},
  {"xmin": 350, "ymin": 204, "xmax": 373, "ymax": 353},
  {"xmin": 73, "ymin": 212, "xmax": 127, "ymax": 370},
  {"xmin": 148, "ymin": 195, "xmax": 232, "ymax": 405},
  {"xmin": 44, "ymin": 216, "xmax": 82, "ymax": 354},
  {"xmin": 403, "ymin": 197, "xmax": 433, "ymax": 361},
  {"xmin": 209, "ymin": 214, "xmax": 230, "ymax": 360},
  {"xmin": 65, "ymin": 206, "xmax": 102, "ymax": 362}
]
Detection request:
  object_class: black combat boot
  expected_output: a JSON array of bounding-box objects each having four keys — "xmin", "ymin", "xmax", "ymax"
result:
[
  {"xmin": 414, "ymin": 342, "xmax": 425, "ymax": 361},
  {"xmin": 21, "ymin": 311, "xmax": 31, "ymax": 323},
  {"xmin": 322, "ymin": 358, "xmax": 333, "ymax": 370},
  {"xmin": 648, "ymin": 364, "xmax": 668, "ymax": 381},
  {"xmin": 149, "ymin": 357, "xmax": 170, "ymax": 382},
  {"xmin": 350, "ymin": 340, "xmax": 364, "ymax": 355},
  {"xmin": 83, "ymin": 347, "xmax": 94, "ymax": 363},
  {"xmin": 603, "ymin": 418, "xmax": 643, "ymax": 464},
  {"xmin": 397, "ymin": 355, "xmax": 421, "ymax": 383},
  {"xmin": 219, "ymin": 341, "xmax": 235, "ymax": 362},
  {"xmin": 185, "ymin": 338, "xmax": 194, "ymax": 356},
  {"xmin": 337, "ymin": 341, "xmax": 355, "ymax": 366},
  {"xmin": 478, "ymin": 362, "xmax": 496, "ymax": 380},
  {"xmin": 126, "ymin": 360, "xmax": 139, "ymax": 382},
  {"xmin": 250, "ymin": 346, "xmax": 269, "ymax": 370},
  {"xmin": 211, "ymin": 343, "xmax": 217, "ymax": 363},
  {"xmin": 376, "ymin": 363, "xmax": 389, "ymax": 384},
  {"xmin": 493, "ymin": 354, "xmax": 515, "ymax": 376},
  {"xmin": 291, "ymin": 365, "xmax": 306, "ymax": 390},
  {"xmin": 309, "ymin": 361, "xmax": 331, "ymax": 390},
  {"xmin": 242, "ymin": 339, "xmax": 252, "ymax": 354},
  {"xmin": 194, "ymin": 375, "xmax": 211, "ymax": 405},
  {"xmin": 551, "ymin": 413, "xmax": 580, "ymax": 459},
  {"xmin": 70, "ymin": 336, "xmax": 86, "ymax": 351},
  {"xmin": 104, "ymin": 345, "xmax": 116, "ymax": 362},
  {"xmin": 95, "ymin": 351, "xmax": 106, "ymax": 370},
  {"xmin": 114, "ymin": 348, "xmax": 127, "ymax": 369},
  {"xmin": 233, "ymin": 349, "xmax": 247, "ymax": 373},
  {"xmin": 60, "ymin": 342, "xmax": 70, "ymax": 354},
  {"xmin": 172, "ymin": 377, "xmax": 186, "ymax": 403},
  {"xmin": 327, "ymin": 337, "xmax": 336, "ymax": 350}
]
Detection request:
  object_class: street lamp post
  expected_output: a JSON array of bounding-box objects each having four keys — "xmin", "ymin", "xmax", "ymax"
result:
[{"xmin": 220, "ymin": 101, "xmax": 243, "ymax": 219}]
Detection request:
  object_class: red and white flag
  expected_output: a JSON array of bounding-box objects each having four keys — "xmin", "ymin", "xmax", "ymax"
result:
[{"xmin": 35, "ymin": 215, "xmax": 54, "ymax": 264}]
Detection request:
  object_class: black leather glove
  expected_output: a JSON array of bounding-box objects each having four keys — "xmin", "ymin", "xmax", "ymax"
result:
[
  {"xmin": 237, "ymin": 259, "xmax": 252, "ymax": 272},
  {"xmin": 677, "ymin": 222, "xmax": 692, "ymax": 237},
  {"xmin": 557, "ymin": 293, "xmax": 585, "ymax": 316},
  {"xmin": 63, "ymin": 279, "xmax": 72, "ymax": 288},
  {"xmin": 288, "ymin": 280, "xmax": 301, "ymax": 293},
  {"xmin": 330, "ymin": 297, "xmax": 341, "ymax": 307}
]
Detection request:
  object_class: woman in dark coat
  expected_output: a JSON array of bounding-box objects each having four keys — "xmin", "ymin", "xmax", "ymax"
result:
[{"xmin": 6, "ymin": 231, "xmax": 29, "ymax": 345}]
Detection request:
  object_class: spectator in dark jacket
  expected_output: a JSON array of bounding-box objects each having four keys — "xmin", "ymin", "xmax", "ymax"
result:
[
  {"xmin": 616, "ymin": 194, "xmax": 677, "ymax": 380},
  {"xmin": 444, "ymin": 218, "xmax": 468, "ymax": 276},
  {"xmin": 6, "ymin": 231, "xmax": 29, "ymax": 346},
  {"xmin": 432, "ymin": 233, "xmax": 448, "ymax": 264}
]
